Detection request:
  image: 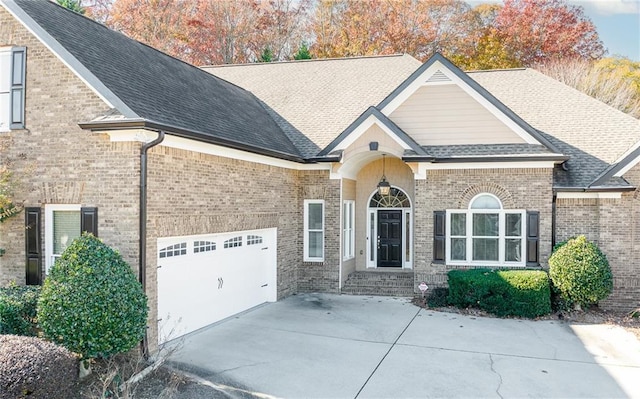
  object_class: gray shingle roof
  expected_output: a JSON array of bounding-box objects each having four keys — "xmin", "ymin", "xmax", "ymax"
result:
[
  {"xmin": 470, "ymin": 69, "xmax": 640, "ymax": 188},
  {"xmin": 423, "ymin": 144, "xmax": 557, "ymax": 158},
  {"xmin": 9, "ymin": 0, "xmax": 302, "ymax": 160},
  {"xmin": 205, "ymin": 55, "xmax": 422, "ymax": 156}
]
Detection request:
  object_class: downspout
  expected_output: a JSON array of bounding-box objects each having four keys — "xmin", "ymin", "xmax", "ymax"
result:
[
  {"xmin": 139, "ymin": 130, "xmax": 165, "ymax": 359},
  {"xmin": 551, "ymin": 192, "xmax": 557, "ymax": 250}
]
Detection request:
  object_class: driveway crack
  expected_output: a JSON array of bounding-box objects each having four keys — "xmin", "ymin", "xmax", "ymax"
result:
[
  {"xmin": 354, "ymin": 307, "xmax": 421, "ymax": 398},
  {"xmin": 489, "ymin": 354, "xmax": 504, "ymax": 399}
]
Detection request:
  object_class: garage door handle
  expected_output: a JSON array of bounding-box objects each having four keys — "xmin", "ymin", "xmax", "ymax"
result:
[
  {"xmin": 218, "ymin": 277, "xmax": 223, "ymax": 289},
  {"xmin": 157, "ymin": 265, "xmax": 162, "ymax": 269},
  {"xmin": 261, "ymin": 284, "xmax": 268, "ymax": 287},
  {"xmin": 262, "ymin": 247, "xmax": 268, "ymax": 250}
]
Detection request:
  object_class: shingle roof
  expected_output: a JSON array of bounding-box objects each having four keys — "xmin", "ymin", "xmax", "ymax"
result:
[
  {"xmin": 423, "ymin": 144, "xmax": 557, "ymax": 158},
  {"xmin": 205, "ymin": 55, "xmax": 422, "ymax": 157},
  {"xmin": 7, "ymin": 0, "xmax": 303, "ymax": 160},
  {"xmin": 469, "ymin": 69, "xmax": 640, "ymax": 188}
]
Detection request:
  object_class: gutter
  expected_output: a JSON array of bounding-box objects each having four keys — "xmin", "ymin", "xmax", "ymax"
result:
[
  {"xmin": 553, "ymin": 186, "xmax": 636, "ymax": 193},
  {"xmin": 139, "ymin": 130, "xmax": 165, "ymax": 359}
]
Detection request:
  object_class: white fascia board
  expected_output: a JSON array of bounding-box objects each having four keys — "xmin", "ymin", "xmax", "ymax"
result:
[
  {"xmin": 380, "ymin": 60, "xmax": 540, "ymax": 145},
  {"xmin": 102, "ymin": 129, "xmax": 330, "ymax": 172},
  {"xmin": 1, "ymin": 0, "xmax": 137, "ymax": 117},
  {"xmin": 556, "ymin": 192, "xmax": 622, "ymax": 199},
  {"xmin": 333, "ymin": 114, "xmax": 413, "ymax": 152},
  {"xmin": 614, "ymin": 152, "xmax": 640, "ymax": 178},
  {"xmin": 417, "ymin": 160, "xmax": 555, "ymax": 174}
]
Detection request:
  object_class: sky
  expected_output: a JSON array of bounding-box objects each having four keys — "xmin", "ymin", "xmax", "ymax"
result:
[{"xmin": 468, "ymin": 0, "xmax": 640, "ymax": 61}]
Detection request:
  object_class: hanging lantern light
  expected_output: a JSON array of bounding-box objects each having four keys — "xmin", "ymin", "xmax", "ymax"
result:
[{"xmin": 377, "ymin": 154, "xmax": 391, "ymax": 196}]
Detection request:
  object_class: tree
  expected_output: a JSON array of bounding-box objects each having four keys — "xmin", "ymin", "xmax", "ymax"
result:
[
  {"xmin": 293, "ymin": 42, "xmax": 312, "ymax": 60},
  {"xmin": 494, "ymin": 0, "xmax": 604, "ymax": 66},
  {"xmin": 56, "ymin": 0, "xmax": 86, "ymax": 14},
  {"xmin": 536, "ymin": 57, "xmax": 640, "ymax": 118},
  {"xmin": 259, "ymin": 47, "xmax": 274, "ymax": 62}
]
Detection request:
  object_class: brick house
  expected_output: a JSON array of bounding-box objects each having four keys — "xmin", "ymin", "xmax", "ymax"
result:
[{"xmin": 1, "ymin": 1, "xmax": 638, "ymax": 349}]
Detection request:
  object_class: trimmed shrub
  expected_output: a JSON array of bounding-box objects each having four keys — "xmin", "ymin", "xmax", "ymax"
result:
[
  {"xmin": 427, "ymin": 287, "xmax": 450, "ymax": 307},
  {"xmin": 448, "ymin": 268, "xmax": 551, "ymax": 318},
  {"xmin": 549, "ymin": 235, "xmax": 613, "ymax": 308},
  {"xmin": 0, "ymin": 285, "xmax": 41, "ymax": 336},
  {"xmin": 38, "ymin": 234, "xmax": 148, "ymax": 359},
  {"xmin": 0, "ymin": 334, "xmax": 78, "ymax": 399}
]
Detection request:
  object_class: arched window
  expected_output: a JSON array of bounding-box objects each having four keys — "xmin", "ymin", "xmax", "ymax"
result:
[
  {"xmin": 447, "ymin": 193, "xmax": 524, "ymax": 266},
  {"xmin": 369, "ymin": 188, "xmax": 410, "ymax": 208}
]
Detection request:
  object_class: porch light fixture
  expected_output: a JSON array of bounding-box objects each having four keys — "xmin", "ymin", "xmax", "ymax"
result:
[{"xmin": 377, "ymin": 154, "xmax": 391, "ymax": 196}]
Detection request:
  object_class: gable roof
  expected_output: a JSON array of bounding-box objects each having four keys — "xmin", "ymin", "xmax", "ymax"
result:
[
  {"xmin": 205, "ymin": 54, "xmax": 422, "ymax": 157},
  {"xmin": 3, "ymin": 0, "xmax": 303, "ymax": 161},
  {"xmin": 470, "ymin": 68, "xmax": 640, "ymax": 189}
]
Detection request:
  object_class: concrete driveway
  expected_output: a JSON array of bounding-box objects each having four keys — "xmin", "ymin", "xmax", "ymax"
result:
[{"xmin": 167, "ymin": 293, "xmax": 640, "ymax": 398}]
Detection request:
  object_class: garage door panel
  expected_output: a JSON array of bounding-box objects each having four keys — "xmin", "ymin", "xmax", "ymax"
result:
[{"xmin": 157, "ymin": 228, "xmax": 276, "ymax": 344}]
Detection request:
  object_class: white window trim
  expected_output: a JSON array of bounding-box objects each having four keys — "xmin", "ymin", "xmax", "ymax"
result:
[
  {"xmin": 343, "ymin": 200, "xmax": 355, "ymax": 261},
  {"xmin": 445, "ymin": 194, "xmax": 526, "ymax": 267},
  {"xmin": 45, "ymin": 204, "xmax": 81, "ymax": 274},
  {"xmin": 304, "ymin": 199, "xmax": 324, "ymax": 262}
]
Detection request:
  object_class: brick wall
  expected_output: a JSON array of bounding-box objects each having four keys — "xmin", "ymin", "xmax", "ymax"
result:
[
  {"xmin": 414, "ymin": 167, "xmax": 554, "ymax": 289},
  {"xmin": 297, "ymin": 170, "xmax": 340, "ymax": 293},
  {"xmin": 0, "ymin": 8, "xmax": 138, "ymax": 285}
]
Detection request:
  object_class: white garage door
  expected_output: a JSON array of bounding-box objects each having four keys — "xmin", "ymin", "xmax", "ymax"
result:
[{"xmin": 157, "ymin": 228, "xmax": 277, "ymax": 344}]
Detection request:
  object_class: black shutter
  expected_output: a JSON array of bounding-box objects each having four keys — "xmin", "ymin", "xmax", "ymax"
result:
[
  {"xmin": 433, "ymin": 211, "xmax": 446, "ymax": 263},
  {"xmin": 25, "ymin": 207, "xmax": 41, "ymax": 285},
  {"xmin": 81, "ymin": 207, "xmax": 98, "ymax": 237},
  {"xmin": 526, "ymin": 211, "xmax": 539, "ymax": 266}
]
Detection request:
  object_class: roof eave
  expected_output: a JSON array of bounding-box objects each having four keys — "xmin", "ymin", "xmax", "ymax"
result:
[
  {"xmin": 79, "ymin": 119, "xmax": 306, "ymax": 163},
  {"xmin": 402, "ymin": 155, "xmax": 568, "ymax": 163}
]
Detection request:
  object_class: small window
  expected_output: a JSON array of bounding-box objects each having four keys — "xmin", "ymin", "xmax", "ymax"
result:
[
  {"xmin": 247, "ymin": 235, "xmax": 263, "ymax": 245},
  {"xmin": 224, "ymin": 236, "xmax": 242, "ymax": 248},
  {"xmin": 159, "ymin": 242, "xmax": 187, "ymax": 258},
  {"xmin": 304, "ymin": 200, "xmax": 324, "ymax": 262},
  {"xmin": 194, "ymin": 240, "xmax": 215, "ymax": 253}
]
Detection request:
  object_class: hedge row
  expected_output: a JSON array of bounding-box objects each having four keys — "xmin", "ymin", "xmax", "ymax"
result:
[
  {"xmin": 0, "ymin": 285, "xmax": 41, "ymax": 336},
  {"xmin": 448, "ymin": 268, "xmax": 551, "ymax": 318}
]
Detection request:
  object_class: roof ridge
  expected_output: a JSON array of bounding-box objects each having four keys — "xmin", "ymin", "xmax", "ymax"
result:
[{"xmin": 202, "ymin": 53, "xmax": 412, "ymax": 69}]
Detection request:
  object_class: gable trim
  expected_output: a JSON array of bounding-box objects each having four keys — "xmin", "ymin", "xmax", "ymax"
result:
[
  {"xmin": 1, "ymin": 0, "xmax": 137, "ymax": 118},
  {"xmin": 318, "ymin": 106, "xmax": 426, "ymax": 157},
  {"xmin": 377, "ymin": 53, "xmax": 562, "ymax": 154}
]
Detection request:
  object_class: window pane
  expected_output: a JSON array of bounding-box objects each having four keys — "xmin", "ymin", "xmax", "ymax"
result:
[
  {"xmin": 370, "ymin": 212, "xmax": 375, "ymax": 261},
  {"xmin": 451, "ymin": 213, "xmax": 466, "ymax": 236},
  {"xmin": 308, "ymin": 231, "xmax": 323, "ymax": 258},
  {"xmin": 505, "ymin": 213, "xmax": 522, "ymax": 237},
  {"xmin": 470, "ymin": 195, "xmax": 501, "ymax": 209},
  {"xmin": 53, "ymin": 211, "xmax": 81, "ymax": 255},
  {"xmin": 506, "ymin": 239, "xmax": 521, "ymax": 262},
  {"xmin": 473, "ymin": 213, "xmax": 498, "ymax": 236},
  {"xmin": 473, "ymin": 238, "xmax": 498, "ymax": 261},
  {"xmin": 308, "ymin": 203, "xmax": 323, "ymax": 230},
  {"xmin": 451, "ymin": 238, "xmax": 466, "ymax": 261}
]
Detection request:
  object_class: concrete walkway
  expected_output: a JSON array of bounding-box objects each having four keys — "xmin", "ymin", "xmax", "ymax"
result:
[{"xmin": 167, "ymin": 294, "xmax": 640, "ymax": 399}]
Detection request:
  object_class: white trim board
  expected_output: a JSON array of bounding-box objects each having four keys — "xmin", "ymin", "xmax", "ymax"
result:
[{"xmin": 556, "ymin": 192, "xmax": 622, "ymax": 199}]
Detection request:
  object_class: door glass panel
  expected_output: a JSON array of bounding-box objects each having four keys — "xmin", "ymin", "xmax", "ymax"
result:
[
  {"xmin": 53, "ymin": 210, "xmax": 81, "ymax": 256},
  {"xmin": 405, "ymin": 212, "xmax": 410, "ymax": 261},
  {"xmin": 473, "ymin": 213, "xmax": 498, "ymax": 236},
  {"xmin": 370, "ymin": 212, "xmax": 375, "ymax": 261}
]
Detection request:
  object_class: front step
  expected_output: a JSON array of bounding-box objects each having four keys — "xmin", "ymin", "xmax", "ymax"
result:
[{"xmin": 341, "ymin": 271, "xmax": 414, "ymax": 297}]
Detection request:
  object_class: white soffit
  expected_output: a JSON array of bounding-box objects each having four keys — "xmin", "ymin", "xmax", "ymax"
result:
[
  {"xmin": 379, "ymin": 60, "xmax": 541, "ymax": 145},
  {"xmin": 556, "ymin": 192, "xmax": 622, "ymax": 199}
]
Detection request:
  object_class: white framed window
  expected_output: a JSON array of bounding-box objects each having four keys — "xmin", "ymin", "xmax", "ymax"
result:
[
  {"xmin": 304, "ymin": 199, "xmax": 324, "ymax": 262},
  {"xmin": 446, "ymin": 194, "xmax": 525, "ymax": 266},
  {"xmin": 45, "ymin": 204, "xmax": 81, "ymax": 273},
  {"xmin": 343, "ymin": 200, "xmax": 355, "ymax": 260},
  {"xmin": 0, "ymin": 46, "xmax": 26, "ymax": 132}
]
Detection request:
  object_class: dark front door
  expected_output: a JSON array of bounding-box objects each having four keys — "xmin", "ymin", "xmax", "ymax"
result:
[{"xmin": 377, "ymin": 210, "xmax": 402, "ymax": 267}]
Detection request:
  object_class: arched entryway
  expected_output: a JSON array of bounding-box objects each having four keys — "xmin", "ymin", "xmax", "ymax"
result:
[{"xmin": 366, "ymin": 187, "xmax": 412, "ymax": 269}]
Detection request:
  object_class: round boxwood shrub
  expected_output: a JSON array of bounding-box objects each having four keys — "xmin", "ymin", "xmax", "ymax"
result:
[
  {"xmin": 0, "ymin": 334, "xmax": 78, "ymax": 399},
  {"xmin": 38, "ymin": 234, "xmax": 148, "ymax": 359},
  {"xmin": 549, "ymin": 235, "xmax": 613, "ymax": 308}
]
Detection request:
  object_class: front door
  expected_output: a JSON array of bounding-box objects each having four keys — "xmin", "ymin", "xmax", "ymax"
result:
[{"xmin": 377, "ymin": 210, "xmax": 402, "ymax": 267}]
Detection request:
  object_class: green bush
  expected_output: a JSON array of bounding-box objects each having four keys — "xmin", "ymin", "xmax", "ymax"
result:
[
  {"xmin": 426, "ymin": 287, "xmax": 450, "ymax": 307},
  {"xmin": 549, "ymin": 235, "xmax": 612, "ymax": 308},
  {"xmin": 0, "ymin": 284, "xmax": 40, "ymax": 336},
  {"xmin": 448, "ymin": 268, "xmax": 551, "ymax": 318},
  {"xmin": 38, "ymin": 234, "xmax": 148, "ymax": 359},
  {"xmin": 0, "ymin": 334, "xmax": 78, "ymax": 399}
]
